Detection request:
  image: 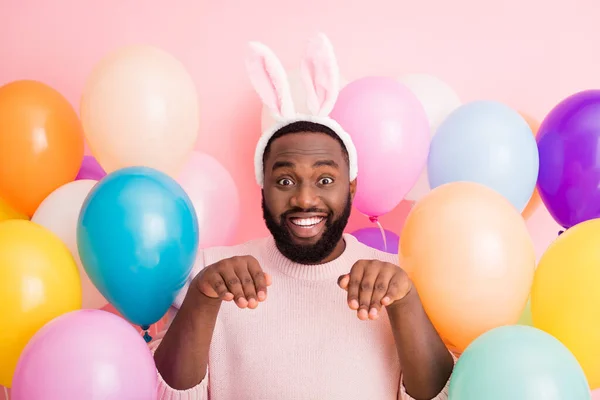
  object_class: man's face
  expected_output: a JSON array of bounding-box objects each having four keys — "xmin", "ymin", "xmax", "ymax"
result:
[{"xmin": 262, "ymin": 131, "xmax": 356, "ymax": 264}]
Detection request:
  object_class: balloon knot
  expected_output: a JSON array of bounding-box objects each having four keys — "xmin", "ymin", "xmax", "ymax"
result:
[
  {"xmin": 369, "ymin": 216, "xmax": 379, "ymax": 223},
  {"xmin": 143, "ymin": 330, "xmax": 153, "ymax": 343}
]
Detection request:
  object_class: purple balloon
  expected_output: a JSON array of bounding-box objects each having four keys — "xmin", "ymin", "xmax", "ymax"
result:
[
  {"xmin": 76, "ymin": 155, "xmax": 106, "ymax": 181},
  {"xmin": 11, "ymin": 309, "xmax": 157, "ymax": 400},
  {"xmin": 351, "ymin": 227, "xmax": 399, "ymax": 254},
  {"xmin": 537, "ymin": 90, "xmax": 600, "ymax": 228}
]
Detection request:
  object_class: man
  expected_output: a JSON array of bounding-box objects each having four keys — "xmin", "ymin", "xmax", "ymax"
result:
[{"xmin": 152, "ymin": 33, "xmax": 455, "ymax": 400}]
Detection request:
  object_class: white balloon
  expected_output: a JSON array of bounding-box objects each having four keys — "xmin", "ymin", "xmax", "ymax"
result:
[
  {"xmin": 399, "ymin": 73, "xmax": 461, "ymax": 201},
  {"xmin": 400, "ymin": 73, "xmax": 461, "ymax": 134},
  {"xmin": 261, "ymin": 69, "xmax": 347, "ymax": 131},
  {"xmin": 31, "ymin": 179, "xmax": 108, "ymax": 309}
]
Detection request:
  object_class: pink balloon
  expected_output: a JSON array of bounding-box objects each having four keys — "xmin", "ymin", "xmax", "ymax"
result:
[
  {"xmin": 11, "ymin": 310, "xmax": 157, "ymax": 400},
  {"xmin": 330, "ymin": 77, "xmax": 430, "ymax": 217},
  {"xmin": 75, "ymin": 155, "xmax": 106, "ymax": 181},
  {"xmin": 592, "ymin": 389, "xmax": 600, "ymax": 400},
  {"xmin": 177, "ymin": 152, "xmax": 240, "ymax": 248}
]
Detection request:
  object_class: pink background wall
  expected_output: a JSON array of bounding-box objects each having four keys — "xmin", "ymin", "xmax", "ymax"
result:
[{"xmin": 0, "ymin": 0, "xmax": 595, "ymax": 395}]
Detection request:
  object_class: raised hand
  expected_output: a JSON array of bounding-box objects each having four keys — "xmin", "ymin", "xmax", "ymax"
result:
[
  {"xmin": 338, "ymin": 260, "xmax": 412, "ymax": 320},
  {"xmin": 193, "ymin": 255, "xmax": 272, "ymax": 309}
]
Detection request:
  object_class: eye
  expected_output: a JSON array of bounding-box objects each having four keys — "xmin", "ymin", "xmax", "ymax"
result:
[
  {"xmin": 319, "ymin": 177, "xmax": 334, "ymax": 185},
  {"xmin": 277, "ymin": 178, "xmax": 295, "ymax": 186}
]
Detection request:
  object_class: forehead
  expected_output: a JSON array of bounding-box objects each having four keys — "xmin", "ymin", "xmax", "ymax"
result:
[{"xmin": 265, "ymin": 132, "xmax": 346, "ymax": 165}]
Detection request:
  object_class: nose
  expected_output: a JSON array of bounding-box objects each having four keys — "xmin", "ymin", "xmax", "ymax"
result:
[{"xmin": 290, "ymin": 183, "xmax": 319, "ymax": 210}]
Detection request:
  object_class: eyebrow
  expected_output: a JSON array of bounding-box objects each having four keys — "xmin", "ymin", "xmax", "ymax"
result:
[
  {"xmin": 271, "ymin": 159, "xmax": 339, "ymax": 172},
  {"xmin": 313, "ymin": 160, "xmax": 339, "ymax": 169},
  {"xmin": 272, "ymin": 161, "xmax": 295, "ymax": 171}
]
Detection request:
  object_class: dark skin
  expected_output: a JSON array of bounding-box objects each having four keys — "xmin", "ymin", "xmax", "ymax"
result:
[{"xmin": 154, "ymin": 132, "xmax": 454, "ymax": 399}]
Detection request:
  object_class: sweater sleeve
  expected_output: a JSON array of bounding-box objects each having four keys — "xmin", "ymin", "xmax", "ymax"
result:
[
  {"xmin": 149, "ymin": 332, "xmax": 210, "ymax": 400},
  {"xmin": 398, "ymin": 350, "xmax": 458, "ymax": 400}
]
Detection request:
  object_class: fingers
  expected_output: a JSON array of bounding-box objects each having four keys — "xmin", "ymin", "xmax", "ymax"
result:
[
  {"xmin": 219, "ymin": 267, "xmax": 248, "ymax": 308},
  {"xmin": 384, "ymin": 272, "xmax": 412, "ymax": 304},
  {"xmin": 215, "ymin": 256, "xmax": 270, "ymax": 310},
  {"xmin": 265, "ymin": 273, "xmax": 273, "ymax": 287},
  {"xmin": 235, "ymin": 264, "xmax": 258, "ymax": 309},
  {"xmin": 337, "ymin": 274, "xmax": 350, "ymax": 290},
  {"xmin": 343, "ymin": 261, "xmax": 411, "ymax": 321},
  {"xmin": 247, "ymin": 257, "xmax": 269, "ymax": 302},
  {"xmin": 357, "ymin": 264, "xmax": 378, "ymax": 321},
  {"xmin": 346, "ymin": 263, "xmax": 364, "ymax": 312},
  {"xmin": 369, "ymin": 268, "xmax": 395, "ymax": 320},
  {"xmin": 206, "ymin": 273, "xmax": 234, "ymax": 302}
]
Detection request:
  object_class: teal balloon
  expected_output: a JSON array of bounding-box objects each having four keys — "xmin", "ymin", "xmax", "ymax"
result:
[
  {"xmin": 77, "ymin": 166, "xmax": 199, "ymax": 327},
  {"xmin": 428, "ymin": 100, "xmax": 539, "ymax": 212},
  {"xmin": 448, "ymin": 325, "xmax": 591, "ymax": 400}
]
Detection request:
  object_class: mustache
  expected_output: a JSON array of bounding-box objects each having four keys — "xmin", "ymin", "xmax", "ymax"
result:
[{"xmin": 281, "ymin": 207, "xmax": 331, "ymax": 219}]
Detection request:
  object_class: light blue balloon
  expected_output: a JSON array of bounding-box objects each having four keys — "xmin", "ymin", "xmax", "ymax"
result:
[
  {"xmin": 77, "ymin": 166, "xmax": 199, "ymax": 327},
  {"xmin": 428, "ymin": 100, "xmax": 539, "ymax": 211},
  {"xmin": 448, "ymin": 325, "xmax": 591, "ymax": 400}
]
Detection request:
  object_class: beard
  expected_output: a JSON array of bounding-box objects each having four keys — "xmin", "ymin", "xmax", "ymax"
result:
[{"xmin": 261, "ymin": 192, "xmax": 352, "ymax": 265}]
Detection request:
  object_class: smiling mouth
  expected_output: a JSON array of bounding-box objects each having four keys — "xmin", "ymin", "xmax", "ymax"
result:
[
  {"xmin": 289, "ymin": 216, "xmax": 325, "ymax": 228},
  {"xmin": 285, "ymin": 214, "xmax": 327, "ymax": 239}
]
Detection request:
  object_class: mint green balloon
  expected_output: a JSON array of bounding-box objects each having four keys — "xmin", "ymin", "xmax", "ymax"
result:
[{"xmin": 448, "ymin": 325, "xmax": 591, "ymax": 400}]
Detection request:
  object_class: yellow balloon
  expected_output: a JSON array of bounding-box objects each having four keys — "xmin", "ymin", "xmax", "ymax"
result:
[
  {"xmin": 531, "ymin": 218, "xmax": 600, "ymax": 389},
  {"xmin": 0, "ymin": 220, "xmax": 81, "ymax": 387},
  {"xmin": 0, "ymin": 197, "xmax": 28, "ymax": 222}
]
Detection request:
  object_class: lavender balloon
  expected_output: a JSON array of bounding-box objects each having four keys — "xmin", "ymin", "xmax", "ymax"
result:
[
  {"xmin": 76, "ymin": 155, "xmax": 106, "ymax": 181},
  {"xmin": 537, "ymin": 90, "xmax": 600, "ymax": 228},
  {"xmin": 351, "ymin": 227, "xmax": 399, "ymax": 254}
]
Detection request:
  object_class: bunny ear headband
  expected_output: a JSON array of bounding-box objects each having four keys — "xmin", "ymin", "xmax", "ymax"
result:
[{"xmin": 245, "ymin": 33, "xmax": 358, "ymax": 187}]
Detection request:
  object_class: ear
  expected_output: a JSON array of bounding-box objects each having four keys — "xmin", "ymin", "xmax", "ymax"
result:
[
  {"xmin": 246, "ymin": 41, "xmax": 295, "ymax": 120},
  {"xmin": 349, "ymin": 178, "xmax": 357, "ymax": 200},
  {"xmin": 300, "ymin": 33, "xmax": 340, "ymax": 116}
]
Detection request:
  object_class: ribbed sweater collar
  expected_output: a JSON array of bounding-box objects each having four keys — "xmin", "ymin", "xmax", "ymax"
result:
[{"xmin": 263, "ymin": 233, "xmax": 361, "ymax": 281}]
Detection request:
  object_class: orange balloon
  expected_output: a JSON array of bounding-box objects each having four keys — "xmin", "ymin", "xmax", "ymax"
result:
[
  {"xmin": 520, "ymin": 112, "xmax": 541, "ymax": 219},
  {"xmin": 0, "ymin": 198, "xmax": 28, "ymax": 222},
  {"xmin": 522, "ymin": 189, "xmax": 541, "ymax": 220},
  {"xmin": 400, "ymin": 181, "xmax": 536, "ymax": 351},
  {"xmin": 0, "ymin": 80, "xmax": 84, "ymax": 217},
  {"xmin": 520, "ymin": 112, "xmax": 540, "ymax": 134}
]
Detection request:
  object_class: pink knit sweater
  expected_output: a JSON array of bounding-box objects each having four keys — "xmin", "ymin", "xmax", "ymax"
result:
[{"xmin": 149, "ymin": 233, "xmax": 455, "ymax": 400}]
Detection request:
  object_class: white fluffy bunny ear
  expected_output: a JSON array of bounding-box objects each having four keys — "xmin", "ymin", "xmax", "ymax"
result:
[
  {"xmin": 300, "ymin": 33, "xmax": 340, "ymax": 117},
  {"xmin": 246, "ymin": 41, "xmax": 295, "ymax": 120}
]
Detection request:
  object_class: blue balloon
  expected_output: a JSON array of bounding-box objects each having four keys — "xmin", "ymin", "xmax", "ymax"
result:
[
  {"xmin": 77, "ymin": 166, "xmax": 199, "ymax": 327},
  {"xmin": 448, "ymin": 325, "xmax": 591, "ymax": 400},
  {"xmin": 428, "ymin": 100, "xmax": 539, "ymax": 212}
]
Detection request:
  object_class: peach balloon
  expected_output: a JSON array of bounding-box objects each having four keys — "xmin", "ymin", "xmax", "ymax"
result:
[
  {"xmin": 31, "ymin": 180, "xmax": 107, "ymax": 309},
  {"xmin": 520, "ymin": 112, "xmax": 541, "ymax": 220},
  {"xmin": 592, "ymin": 389, "xmax": 600, "ymax": 400},
  {"xmin": 80, "ymin": 45, "xmax": 199, "ymax": 177},
  {"xmin": 400, "ymin": 181, "xmax": 536, "ymax": 351}
]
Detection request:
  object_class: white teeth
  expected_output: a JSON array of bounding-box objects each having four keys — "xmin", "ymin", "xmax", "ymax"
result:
[{"xmin": 291, "ymin": 217, "xmax": 324, "ymax": 227}]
